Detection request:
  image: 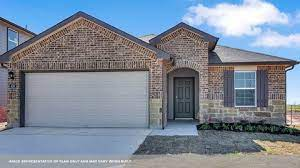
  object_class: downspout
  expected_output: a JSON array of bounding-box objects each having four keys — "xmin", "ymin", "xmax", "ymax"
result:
[{"xmin": 285, "ymin": 65, "xmax": 295, "ymax": 125}]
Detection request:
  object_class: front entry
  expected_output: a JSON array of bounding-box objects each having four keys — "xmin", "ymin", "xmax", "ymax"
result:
[{"xmin": 174, "ymin": 78, "xmax": 194, "ymax": 119}]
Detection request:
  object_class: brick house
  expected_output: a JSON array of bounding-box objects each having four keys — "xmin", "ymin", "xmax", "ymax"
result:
[{"xmin": 0, "ymin": 12, "xmax": 298, "ymax": 128}]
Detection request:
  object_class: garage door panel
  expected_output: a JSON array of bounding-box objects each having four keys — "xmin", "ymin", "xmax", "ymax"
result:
[{"xmin": 25, "ymin": 72, "xmax": 149, "ymax": 128}]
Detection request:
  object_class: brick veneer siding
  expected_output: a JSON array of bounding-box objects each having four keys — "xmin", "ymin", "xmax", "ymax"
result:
[
  {"xmin": 155, "ymin": 28, "xmax": 209, "ymax": 122},
  {"xmin": 6, "ymin": 18, "xmax": 164, "ymax": 128},
  {"xmin": 4, "ymin": 16, "xmax": 289, "ymax": 128},
  {"xmin": 207, "ymin": 65, "xmax": 287, "ymax": 125}
]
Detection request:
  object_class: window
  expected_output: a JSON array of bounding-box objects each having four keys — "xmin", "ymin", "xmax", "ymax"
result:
[
  {"xmin": 7, "ymin": 28, "xmax": 18, "ymax": 50},
  {"xmin": 234, "ymin": 71, "xmax": 256, "ymax": 107}
]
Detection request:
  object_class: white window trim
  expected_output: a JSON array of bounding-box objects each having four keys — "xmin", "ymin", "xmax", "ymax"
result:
[
  {"xmin": 234, "ymin": 71, "xmax": 257, "ymax": 108},
  {"xmin": 7, "ymin": 28, "xmax": 19, "ymax": 48}
]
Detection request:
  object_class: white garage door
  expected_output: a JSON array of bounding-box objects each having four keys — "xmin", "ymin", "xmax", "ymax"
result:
[{"xmin": 25, "ymin": 71, "xmax": 149, "ymax": 128}]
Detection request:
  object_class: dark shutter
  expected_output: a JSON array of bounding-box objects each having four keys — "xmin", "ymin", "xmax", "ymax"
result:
[
  {"xmin": 257, "ymin": 70, "xmax": 268, "ymax": 107},
  {"xmin": 224, "ymin": 70, "xmax": 234, "ymax": 107}
]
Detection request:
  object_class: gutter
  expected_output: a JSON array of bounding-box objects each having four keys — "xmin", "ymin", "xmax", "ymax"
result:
[{"xmin": 284, "ymin": 62, "xmax": 298, "ymax": 125}]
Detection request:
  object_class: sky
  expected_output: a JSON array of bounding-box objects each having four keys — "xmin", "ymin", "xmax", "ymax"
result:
[{"xmin": 1, "ymin": 0, "xmax": 299, "ymax": 104}]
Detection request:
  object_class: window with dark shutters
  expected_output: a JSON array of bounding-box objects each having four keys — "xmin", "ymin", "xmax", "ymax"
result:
[
  {"xmin": 224, "ymin": 70, "xmax": 234, "ymax": 107},
  {"xmin": 257, "ymin": 70, "xmax": 268, "ymax": 107}
]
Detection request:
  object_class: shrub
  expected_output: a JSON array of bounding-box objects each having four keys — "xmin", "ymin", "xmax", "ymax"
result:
[
  {"xmin": 199, "ymin": 123, "xmax": 211, "ymax": 130},
  {"xmin": 235, "ymin": 124, "xmax": 243, "ymax": 132},
  {"xmin": 222, "ymin": 123, "xmax": 230, "ymax": 130},
  {"xmin": 197, "ymin": 122, "xmax": 300, "ymax": 136},
  {"xmin": 212, "ymin": 123, "xmax": 221, "ymax": 130}
]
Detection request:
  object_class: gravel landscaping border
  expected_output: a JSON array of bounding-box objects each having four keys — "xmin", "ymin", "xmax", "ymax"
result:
[{"xmin": 134, "ymin": 130, "xmax": 300, "ymax": 155}]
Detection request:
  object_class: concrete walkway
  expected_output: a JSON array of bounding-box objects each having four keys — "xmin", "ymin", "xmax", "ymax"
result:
[{"xmin": 150, "ymin": 120, "xmax": 198, "ymax": 136}]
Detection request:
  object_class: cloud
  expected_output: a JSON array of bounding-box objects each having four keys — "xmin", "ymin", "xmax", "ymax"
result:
[
  {"xmin": 182, "ymin": 0, "xmax": 289, "ymax": 36},
  {"xmin": 297, "ymin": 11, "xmax": 300, "ymax": 19},
  {"xmin": 252, "ymin": 30, "xmax": 300, "ymax": 48},
  {"xmin": 296, "ymin": 11, "xmax": 300, "ymax": 22}
]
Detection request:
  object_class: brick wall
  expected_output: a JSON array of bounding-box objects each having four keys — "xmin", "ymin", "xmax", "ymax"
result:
[
  {"xmin": 207, "ymin": 65, "xmax": 287, "ymax": 125},
  {"xmin": 155, "ymin": 28, "xmax": 209, "ymax": 121},
  {"xmin": 4, "ymin": 16, "xmax": 289, "ymax": 127},
  {"xmin": 7, "ymin": 18, "xmax": 164, "ymax": 128}
]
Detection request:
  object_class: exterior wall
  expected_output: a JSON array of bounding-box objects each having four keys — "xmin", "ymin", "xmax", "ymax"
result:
[
  {"xmin": 19, "ymin": 33, "xmax": 31, "ymax": 44},
  {"xmin": 156, "ymin": 28, "xmax": 209, "ymax": 122},
  {"xmin": 167, "ymin": 68, "xmax": 199, "ymax": 119},
  {"xmin": 0, "ymin": 24, "xmax": 6, "ymax": 55},
  {"xmin": 6, "ymin": 18, "xmax": 164, "ymax": 128},
  {"xmin": 207, "ymin": 65, "xmax": 287, "ymax": 125},
  {"xmin": 0, "ymin": 68, "xmax": 8, "ymax": 122},
  {"xmin": 162, "ymin": 61, "xmax": 168, "ymax": 128},
  {"xmin": 0, "ymin": 68, "xmax": 8, "ymax": 106},
  {"xmin": 0, "ymin": 22, "xmax": 33, "ymax": 55},
  {"xmin": 3, "ymin": 16, "xmax": 289, "ymax": 127}
]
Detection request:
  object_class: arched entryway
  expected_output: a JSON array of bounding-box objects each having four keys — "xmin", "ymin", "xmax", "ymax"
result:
[{"xmin": 167, "ymin": 68, "xmax": 199, "ymax": 120}]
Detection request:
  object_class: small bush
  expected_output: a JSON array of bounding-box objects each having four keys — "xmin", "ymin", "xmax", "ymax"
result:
[
  {"xmin": 197, "ymin": 123, "xmax": 300, "ymax": 136},
  {"xmin": 199, "ymin": 123, "xmax": 211, "ymax": 130},
  {"xmin": 212, "ymin": 123, "xmax": 221, "ymax": 130}
]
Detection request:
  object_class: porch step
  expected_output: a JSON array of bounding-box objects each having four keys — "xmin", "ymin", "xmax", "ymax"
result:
[{"xmin": 150, "ymin": 120, "xmax": 198, "ymax": 136}]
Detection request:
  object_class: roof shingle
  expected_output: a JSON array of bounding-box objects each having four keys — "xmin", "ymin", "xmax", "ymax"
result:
[
  {"xmin": 209, "ymin": 45, "xmax": 298, "ymax": 65},
  {"xmin": 0, "ymin": 17, "xmax": 36, "ymax": 36}
]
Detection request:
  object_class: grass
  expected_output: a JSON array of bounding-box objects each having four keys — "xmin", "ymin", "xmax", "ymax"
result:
[
  {"xmin": 254, "ymin": 140, "xmax": 300, "ymax": 155},
  {"xmin": 289, "ymin": 125, "xmax": 300, "ymax": 130},
  {"xmin": 287, "ymin": 105, "xmax": 300, "ymax": 112}
]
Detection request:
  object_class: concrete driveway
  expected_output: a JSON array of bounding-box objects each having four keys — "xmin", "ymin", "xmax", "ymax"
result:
[{"xmin": 0, "ymin": 127, "xmax": 151, "ymax": 155}]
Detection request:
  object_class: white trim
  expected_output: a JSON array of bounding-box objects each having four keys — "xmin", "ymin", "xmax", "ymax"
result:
[
  {"xmin": 234, "ymin": 71, "xmax": 257, "ymax": 107},
  {"xmin": 7, "ymin": 28, "xmax": 19, "ymax": 50},
  {"xmin": 234, "ymin": 65, "xmax": 257, "ymax": 71},
  {"xmin": 175, "ymin": 118, "xmax": 194, "ymax": 120}
]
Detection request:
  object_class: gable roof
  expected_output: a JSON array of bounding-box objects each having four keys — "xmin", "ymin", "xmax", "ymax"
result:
[
  {"xmin": 209, "ymin": 45, "xmax": 299, "ymax": 65},
  {"xmin": 0, "ymin": 17, "xmax": 36, "ymax": 36},
  {"xmin": 0, "ymin": 12, "xmax": 170, "ymax": 63},
  {"xmin": 139, "ymin": 34, "xmax": 156, "ymax": 43},
  {"xmin": 149, "ymin": 22, "xmax": 219, "ymax": 51}
]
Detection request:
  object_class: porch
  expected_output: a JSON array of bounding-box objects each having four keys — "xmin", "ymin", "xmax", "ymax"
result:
[{"xmin": 151, "ymin": 120, "xmax": 198, "ymax": 136}]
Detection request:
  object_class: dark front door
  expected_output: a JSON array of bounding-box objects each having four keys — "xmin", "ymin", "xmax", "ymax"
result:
[{"xmin": 174, "ymin": 78, "xmax": 194, "ymax": 118}]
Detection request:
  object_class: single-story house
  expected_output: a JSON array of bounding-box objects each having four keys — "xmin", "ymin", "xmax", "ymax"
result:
[{"xmin": 0, "ymin": 12, "xmax": 298, "ymax": 128}]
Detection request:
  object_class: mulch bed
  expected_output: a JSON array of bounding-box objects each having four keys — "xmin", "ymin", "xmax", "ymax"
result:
[{"xmin": 134, "ymin": 130, "xmax": 300, "ymax": 155}]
